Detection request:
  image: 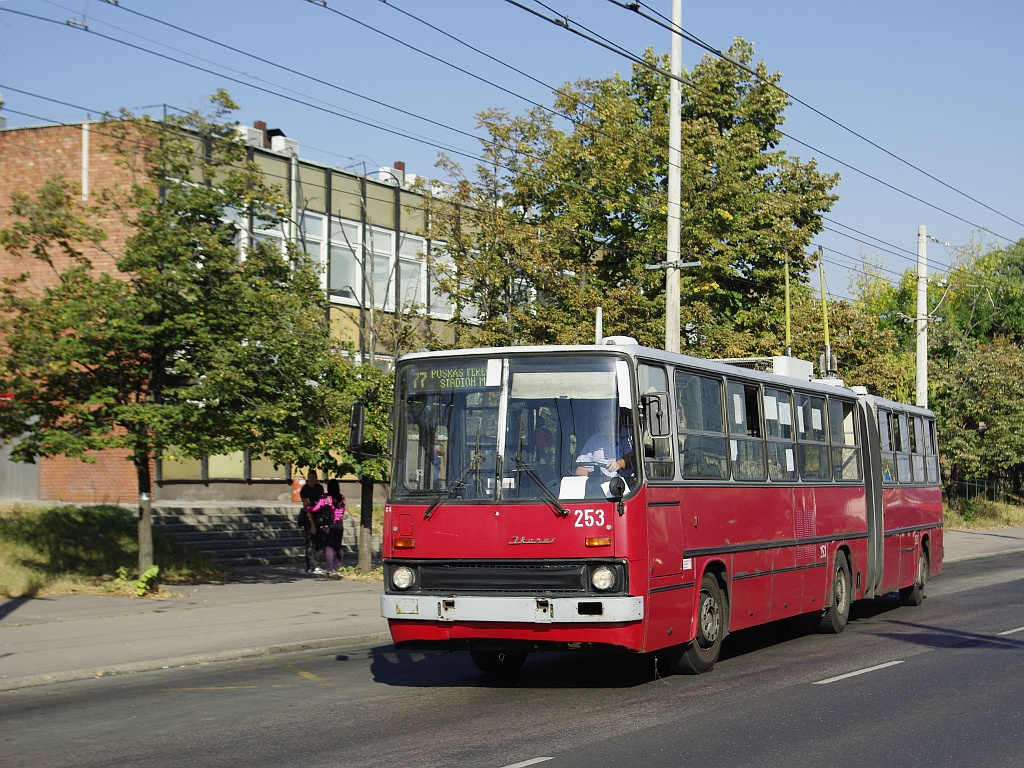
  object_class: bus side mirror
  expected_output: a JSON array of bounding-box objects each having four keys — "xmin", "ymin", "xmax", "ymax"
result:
[
  {"xmin": 641, "ymin": 392, "xmax": 671, "ymax": 438},
  {"xmin": 348, "ymin": 402, "xmax": 366, "ymax": 452}
]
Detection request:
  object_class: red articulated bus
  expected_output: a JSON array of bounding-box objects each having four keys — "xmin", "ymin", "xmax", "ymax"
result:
[{"xmin": 379, "ymin": 339, "xmax": 942, "ymax": 675}]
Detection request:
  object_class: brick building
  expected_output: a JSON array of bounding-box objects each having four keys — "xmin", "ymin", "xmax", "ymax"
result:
[{"xmin": 1, "ymin": 118, "xmax": 449, "ymax": 504}]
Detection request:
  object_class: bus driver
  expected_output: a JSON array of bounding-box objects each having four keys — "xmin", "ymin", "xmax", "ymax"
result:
[{"xmin": 575, "ymin": 407, "xmax": 634, "ymax": 495}]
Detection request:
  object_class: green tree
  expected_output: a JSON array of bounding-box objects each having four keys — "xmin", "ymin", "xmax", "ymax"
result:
[
  {"xmin": 932, "ymin": 337, "xmax": 1024, "ymax": 497},
  {"xmin": 931, "ymin": 239, "xmax": 1024, "ymax": 349},
  {"xmin": 425, "ymin": 40, "xmax": 838, "ymax": 351},
  {"xmin": 0, "ymin": 92, "xmax": 343, "ymax": 573},
  {"xmin": 923, "ymin": 238, "xmax": 1024, "ymax": 492}
]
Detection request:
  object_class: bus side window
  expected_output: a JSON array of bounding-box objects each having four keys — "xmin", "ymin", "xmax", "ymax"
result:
[
  {"xmin": 828, "ymin": 398, "xmax": 862, "ymax": 481},
  {"xmin": 639, "ymin": 363, "xmax": 675, "ymax": 479},
  {"xmin": 676, "ymin": 371, "xmax": 728, "ymax": 480},
  {"xmin": 878, "ymin": 409, "xmax": 897, "ymax": 484},
  {"xmin": 795, "ymin": 393, "xmax": 830, "ymax": 480},
  {"xmin": 896, "ymin": 413, "xmax": 912, "ymax": 483},
  {"xmin": 925, "ymin": 418, "xmax": 940, "ymax": 484},
  {"xmin": 727, "ymin": 380, "xmax": 766, "ymax": 481},
  {"xmin": 911, "ymin": 415, "xmax": 927, "ymax": 483},
  {"xmin": 765, "ymin": 387, "xmax": 796, "ymax": 481}
]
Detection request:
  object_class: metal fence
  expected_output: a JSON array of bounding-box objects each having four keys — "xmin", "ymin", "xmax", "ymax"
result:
[{"xmin": 951, "ymin": 477, "xmax": 1016, "ymax": 505}]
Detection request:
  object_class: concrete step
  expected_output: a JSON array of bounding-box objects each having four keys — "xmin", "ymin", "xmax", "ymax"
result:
[{"xmin": 152, "ymin": 503, "xmax": 380, "ymax": 566}]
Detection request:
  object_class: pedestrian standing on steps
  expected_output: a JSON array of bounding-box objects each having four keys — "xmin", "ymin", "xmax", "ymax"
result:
[
  {"xmin": 299, "ymin": 470, "xmax": 325, "ymax": 573},
  {"xmin": 322, "ymin": 478, "xmax": 347, "ymax": 575}
]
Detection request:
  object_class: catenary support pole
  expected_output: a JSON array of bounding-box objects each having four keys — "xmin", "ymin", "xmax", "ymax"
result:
[
  {"xmin": 916, "ymin": 225, "xmax": 928, "ymax": 407},
  {"xmin": 665, "ymin": 0, "xmax": 682, "ymax": 353}
]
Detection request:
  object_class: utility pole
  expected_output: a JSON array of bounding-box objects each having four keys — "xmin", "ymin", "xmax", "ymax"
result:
[
  {"xmin": 916, "ymin": 225, "xmax": 928, "ymax": 408},
  {"xmin": 784, "ymin": 250, "xmax": 792, "ymax": 356},
  {"xmin": 665, "ymin": 0, "xmax": 682, "ymax": 353}
]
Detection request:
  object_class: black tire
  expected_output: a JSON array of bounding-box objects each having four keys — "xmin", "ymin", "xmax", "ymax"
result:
[
  {"xmin": 660, "ymin": 573, "xmax": 725, "ymax": 675},
  {"xmin": 899, "ymin": 550, "xmax": 929, "ymax": 606},
  {"xmin": 818, "ymin": 550, "xmax": 852, "ymax": 634},
  {"xmin": 470, "ymin": 649, "xmax": 528, "ymax": 677}
]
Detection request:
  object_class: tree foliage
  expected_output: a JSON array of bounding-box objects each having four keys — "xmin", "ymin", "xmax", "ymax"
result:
[
  {"xmin": 927, "ymin": 239, "xmax": 1024, "ymax": 492},
  {"xmin": 424, "ymin": 41, "xmax": 839, "ymax": 352},
  {"xmin": 844, "ymin": 236, "xmax": 1024, "ymax": 493},
  {"xmin": 0, "ymin": 92, "xmax": 361, "ymax": 568},
  {"xmin": 932, "ymin": 337, "xmax": 1024, "ymax": 493}
]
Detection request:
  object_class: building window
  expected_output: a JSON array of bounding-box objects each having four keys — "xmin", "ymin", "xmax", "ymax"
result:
[
  {"xmin": 298, "ymin": 211, "xmax": 325, "ymax": 286},
  {"xmin": 157, "ymin": 451, "xmax": 288, "ymax": 483},
  {"xmin": 398, "ymin": 233, "xmax": 426, "ymax": 308},
  {"xmin": 329, "ymin": 218, "xmax": 362, "ymax": 301}
]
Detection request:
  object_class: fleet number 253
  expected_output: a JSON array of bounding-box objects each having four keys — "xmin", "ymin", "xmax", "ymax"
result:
[{"xmin": 574, "ymin": 508, "xmax": 605, "ymax": 528}]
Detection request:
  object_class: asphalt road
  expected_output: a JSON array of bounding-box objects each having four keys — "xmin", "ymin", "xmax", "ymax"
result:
[{"xmin": 1, "ymin": 553, "xmax": 1022, "ymax": 768}]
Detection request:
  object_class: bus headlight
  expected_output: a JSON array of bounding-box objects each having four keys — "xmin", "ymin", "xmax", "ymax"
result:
[
  {"xmin": 591, "ymin": 565, "xmax": 616, "ymax": 591},
  {"xmin": 391, "ymin": 566, "xmax": 415, "ymax": 590}
]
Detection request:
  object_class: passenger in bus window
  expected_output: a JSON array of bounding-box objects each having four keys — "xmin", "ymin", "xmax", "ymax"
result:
[{"xmin": 575, "ymin": 407, "xmax": 635, "ymax": 496}]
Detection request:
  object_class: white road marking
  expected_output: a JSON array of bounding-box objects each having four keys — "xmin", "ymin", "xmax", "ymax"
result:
[
  {"xmin": 813, "ymin": 660, "xmax": 905, "ymax": 685},
  {"xmin": 997, "ymin": 626, "xmax": 1024, "ymax": 636},
  {"xmin": 500, "ymin": 759, "xmax": 554, "ymax": 768}
]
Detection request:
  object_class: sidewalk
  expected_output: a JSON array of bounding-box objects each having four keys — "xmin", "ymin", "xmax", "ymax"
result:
[
  {"xmin": 2, "ymin": 528, "xmax": 1023, "ymax": 692},
  {"xmin": 0, "ymin": 566, "xmax": 390, "ymax": 692}
]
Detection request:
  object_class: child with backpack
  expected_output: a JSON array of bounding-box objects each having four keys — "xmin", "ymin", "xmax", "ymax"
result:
[{"xmin": 321, "ymin": 478, "xmax": 347, "ymax": 575}]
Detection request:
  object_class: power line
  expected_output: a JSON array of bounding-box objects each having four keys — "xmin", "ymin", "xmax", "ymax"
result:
[
  {"xmin": 620, "ymin": 0, "xmax": 1024, "ymax": 232},
  {"xmin": 11, "ymin": 91, "xmax": 1016, "ymax": 314},
  {"xmin": 302, "ymin": 0, "xmax": 557, "ymax": 116},
  {"xmin": 4, "ymin": 5, "xmax": 989, "ymax": 302},
  {"xmin": 0, "ymin": 6, "xmax": 488, "ymax": 166},
  {"xmin": 504, "ymin": 0, "xmax": 1020, "ymax": 244},
  {"xmin": 94, "ymin": 0, "xmax": 490, "ymax": 152}
]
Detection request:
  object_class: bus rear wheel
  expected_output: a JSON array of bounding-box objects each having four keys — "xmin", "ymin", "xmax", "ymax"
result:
[
  {"xmin": 470, "ymin": 649, "xmax": 528, "ymax": 677},
  {"xmin": 899, "ymin": 550, "xmax": 929, "ymax": 606},
  {"xmin": 660, "ymin": 573, "xmax": 725, "ymax": 675},
  {"xmin": 818, "ymin": 551, "xmax": 852, "ymax": 634}
]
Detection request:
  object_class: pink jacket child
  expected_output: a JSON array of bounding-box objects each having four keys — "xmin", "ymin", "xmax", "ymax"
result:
[{"xmin": 319, "ymin": 479, "xmax": 347, "ymax": 573}]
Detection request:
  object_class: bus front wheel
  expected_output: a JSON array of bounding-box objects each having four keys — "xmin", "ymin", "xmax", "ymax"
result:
[
  {"xmin": 818, "ymin": 551, "xmax": 852, "ymax": 634},
  {"xmin": 660, "ymin": 573, "xmax": 725, "ymax": 675},
  {"xmin": 470, "ymin": 649, "xmax": 528, "ymax": 677}
]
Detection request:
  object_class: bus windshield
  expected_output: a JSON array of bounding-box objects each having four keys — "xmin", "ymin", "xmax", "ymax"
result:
[{"xmin": 394, "ymin": 354, "xmax": 636, "ymax": 503}]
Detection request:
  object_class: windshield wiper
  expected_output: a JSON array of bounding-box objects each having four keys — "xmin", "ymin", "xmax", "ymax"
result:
[
  {"xmin": 423, "ymin": 460, "xmax": 477, "ymax": 520},
  {"xmin": 514, "ymin": 456, "xmax": 569, "ymax": 518}
]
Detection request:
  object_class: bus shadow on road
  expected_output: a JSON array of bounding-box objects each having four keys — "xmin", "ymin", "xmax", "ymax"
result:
[
  {"xmin": 368, "ymin": 646, "xmax": 660, "ymax": 689},
  {"xmin": 366, "ymin": 599, "xmax": 931, "ymax": 688},
  {"xmin": 717, "ymin": 596, "xmax": 906, "ymax": 664}
]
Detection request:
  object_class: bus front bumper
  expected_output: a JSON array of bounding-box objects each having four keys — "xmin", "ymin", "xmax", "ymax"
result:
[{"xmin": 381, "ymin": 594, "xmax": 644, "ymax": 624}]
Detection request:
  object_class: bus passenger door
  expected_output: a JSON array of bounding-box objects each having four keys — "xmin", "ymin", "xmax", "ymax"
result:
[
  {"xmin": 646, "ymin": 488, "xmax": 684, "ymax": 579},
  {"xmin": 644, "ymin": 486, "xmax": 693, "ymax": 652}
]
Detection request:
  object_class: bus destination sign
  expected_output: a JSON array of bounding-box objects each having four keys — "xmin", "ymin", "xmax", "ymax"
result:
[{"xmin": 410, "ymin": 363, "xmax": 492, "ymax": 392}]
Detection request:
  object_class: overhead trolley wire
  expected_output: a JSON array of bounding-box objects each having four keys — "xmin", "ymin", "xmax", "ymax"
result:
[
  {"xmin": 96, "ymin": 0, "xmax": 489, "ymax": 152},
  {"xmin": 3, "ymin": 3, "xmax": 1000, "ymax": 297},
  {"xmin": 506, "ymin": 0, "xmax": 1019, "ymax": 245},
  {"xmin": 9, "ymin": 85, "xmax": 1006, "ymax": 311},
  {"xmin": 620, "ymin": 0, "xmax": 1024, "ymax": 232},
  {"xmin": 0, "ymin": 6, "xmax": 488, "ymax": 167}
]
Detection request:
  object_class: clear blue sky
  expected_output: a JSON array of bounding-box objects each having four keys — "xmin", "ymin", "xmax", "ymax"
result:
[{"xmin": 2, "ymin": 0, "xmax": 1022, "ymax": 300}]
